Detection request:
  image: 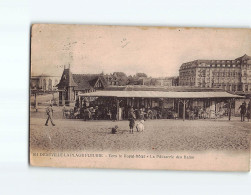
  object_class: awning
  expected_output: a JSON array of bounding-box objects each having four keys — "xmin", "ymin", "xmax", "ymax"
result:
[{"xmin": 78, "ymin": 91, "xmax": 243, "ymax": 99}]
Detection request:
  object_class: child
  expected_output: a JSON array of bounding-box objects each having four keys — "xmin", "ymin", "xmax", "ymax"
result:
[
  {"xmin": 111, "ymin": 125, "xmax": 118, "ymax": 134},
  {"xmin": 128, "ymin": 112, "xmax": 136, "ymax": 134}
]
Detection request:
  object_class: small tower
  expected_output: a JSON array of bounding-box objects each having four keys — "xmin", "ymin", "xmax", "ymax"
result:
[{"xmin": 57, "ymin": 64, "xmax": 77, "ymax": 106}]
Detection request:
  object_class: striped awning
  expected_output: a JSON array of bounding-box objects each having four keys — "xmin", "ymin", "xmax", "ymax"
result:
[{"xmin": 78, "ymin": 90, "xmax": 243, "ymax": 99}]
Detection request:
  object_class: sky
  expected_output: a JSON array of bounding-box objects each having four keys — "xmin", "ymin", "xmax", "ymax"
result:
[{"xmin": 31, "ymin": 24, "xmax": 251, "ymax": 77}]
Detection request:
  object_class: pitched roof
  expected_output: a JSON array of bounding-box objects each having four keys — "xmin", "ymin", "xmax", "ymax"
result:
[
  {"xmin": 72, "ymin": 74, "xmax": 108, "ymax": 90},
  {"xmin": 57, "ymin": 68, "xmax": 108, "ymax": 90},
  {"xmin": 235, "ymin": 54, "xmax": 251, "ymax": 61},
  {"xmin": 57, "ymin": 69, "xmax": 78, "ymax": 88}
]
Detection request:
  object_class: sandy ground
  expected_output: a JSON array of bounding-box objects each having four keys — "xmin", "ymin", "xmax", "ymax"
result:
[{"xmin": 30, "ymin": 115, "xmax": 251, "ymax": 153}]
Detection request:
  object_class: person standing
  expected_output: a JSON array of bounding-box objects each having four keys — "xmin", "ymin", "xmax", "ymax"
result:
[
  {"xmin": 239, "ymin": 102, "xmax": 247, "ymax": 122},
  {"xmin": 128, "ymin": 107, "xmax": 136, "ymax": 133},
  {"xmin": 45, "ymin": 104, "xmax": 55, "ymax": 126}
]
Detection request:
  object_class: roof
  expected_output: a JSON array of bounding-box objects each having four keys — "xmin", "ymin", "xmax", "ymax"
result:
[
  {"xmin": 79, "ymin": 90, "xmax": 243, "ymax": 99},
  {"xmin": 235, "ymin": 54, "xmax": 251, "ymax": 61},
  {"xmin": 73, "ymin": 74, "xmax": 108, "ymax": 90},
  {"xmin": 57, "ymin": 69, "xmax": 78, "ymax": 88},
  {"xmin": 180, "ymin": 54, "xmax": 251, "ymax": 70},
  {"xmin": 57, "ymin": 69, "xmax": 108, "ymax": 90},
  {"xmin": 104, "ymin": 85, "xmax": 225, "ymax": 92}
]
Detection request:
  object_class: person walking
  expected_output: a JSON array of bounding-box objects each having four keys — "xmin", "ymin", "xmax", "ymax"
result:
[
  {"xmin": 45, "ymin": 104, "xmax": 55, "ymax": 126},
  {"xmin": 239, "ymin": 102, "xmax": 247, "ymax": 122}
]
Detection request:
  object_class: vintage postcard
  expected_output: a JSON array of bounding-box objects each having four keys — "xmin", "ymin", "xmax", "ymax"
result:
[{"xmin": 30, "ymin": 24, "xmax": 251, "ymax": 171}]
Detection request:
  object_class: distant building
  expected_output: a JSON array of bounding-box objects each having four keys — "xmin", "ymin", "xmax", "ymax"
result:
[
  {"xmin": 155, "ymin": 77, "xmax": 179, "ymax": 87},
  {"xmin": 30, "ymin": 74, "xmax": 60, "ymax": 91},
  {"xmin": 179, "ymin": 54, "xmax": 251, "ymax": 92},
  {"xmin": 57, "ymin": 67, "xmax": 108, "ymax": 106},
  {"xmin": 104, "ymin": 74, "xmax": 120, "ymax": 86}
]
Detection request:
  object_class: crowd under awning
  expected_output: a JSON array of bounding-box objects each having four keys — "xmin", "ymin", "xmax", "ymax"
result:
[
  {"xmin": 78, "ymin": 90, "xmax": 243, "ymax": 121},
  {"xmin": 78, "ymin": 90, "xmax": 243, "ymax": 99}
]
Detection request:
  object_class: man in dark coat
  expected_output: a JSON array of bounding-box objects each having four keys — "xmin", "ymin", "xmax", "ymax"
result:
[{"xmin": 239, "ymin": 102, "xmax": 247, "ymax": 122}]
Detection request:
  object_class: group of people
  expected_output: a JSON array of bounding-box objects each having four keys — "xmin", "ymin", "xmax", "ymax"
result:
[
  {"xmin": 80, "ymin": 106, "xmax": 117, "ymax": 121},
  {"xmin": 62, "ymin": 105, "xmax": 118, "ymax": 121},
  {"xmin": 44, "ymin": 100, "xmax": 251, "ymax": 127},
  {"xmin": 185, "ymin": 106, "xmax": 225, "ymax": 120}
]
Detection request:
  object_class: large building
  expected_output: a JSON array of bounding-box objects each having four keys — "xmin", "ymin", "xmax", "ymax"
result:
[
  {"xmin": 57, "ymin": 67, "xmax": 108, "ymax": 106},
  {"xmin": 179, "ymin": 54, "xmax": 251, "ymax": 92},
  {"xmin": 30, "ymin": 74, "xmax": 60, "ymax": 91}
]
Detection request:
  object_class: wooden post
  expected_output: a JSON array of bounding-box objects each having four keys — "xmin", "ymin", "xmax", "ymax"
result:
[
  {"xmin": 228, "ymin": 99, "xmax": 232, "ymax": 121},
  {"xmin": 177, "ymin": 99, "xmax": 180, "ymax": 117},
  {"xmin": 34, "ymin": 92, "xmax": 38, "ymax": 112},
  {"xmin": 116, "ymin": 98, "xmax": 119, "ymax": 121},
  {"xmin": 209, "ymin": 99, "xmax": 211, "ymax": 119},
  {"xmin": 79, "ymin": 96, "xmax": 82, "ymax": 108},
  {"xmin": 52, "ymin": 92, "xmax": 54, "ymax": 105},
  {"xmin": 183, "ymin": 99, "xmax": 186, "ymax": 121}
]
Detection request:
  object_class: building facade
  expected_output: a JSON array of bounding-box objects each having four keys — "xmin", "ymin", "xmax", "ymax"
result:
[
  {"xmin": 179, "ymin": 54, "xmax": 251, "ymax": 92},
  {"xmin": 57, "ymin": 67, "xmax": 108, "ymax": 106},
  {"xmin": 30, "ymin": 74, "xmax": 60, "ymax": 91},
  {"xmin": 155, "ymin": 77, "xmax": 179, "ymax": 87}
]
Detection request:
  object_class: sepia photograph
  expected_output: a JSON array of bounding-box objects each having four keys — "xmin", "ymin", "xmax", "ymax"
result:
[{"xmin": 30, "ymin": 24, "xmax": 251, "ymax": 171}]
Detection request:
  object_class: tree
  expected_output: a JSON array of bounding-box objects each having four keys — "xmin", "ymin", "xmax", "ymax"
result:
[
  {"xmin": 113, "ymin": 72, "xmax": 128, "ymax": 86},
  {"xmin": 136, "ymin": 73, "xmax": 147, "ymax": 78}
]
